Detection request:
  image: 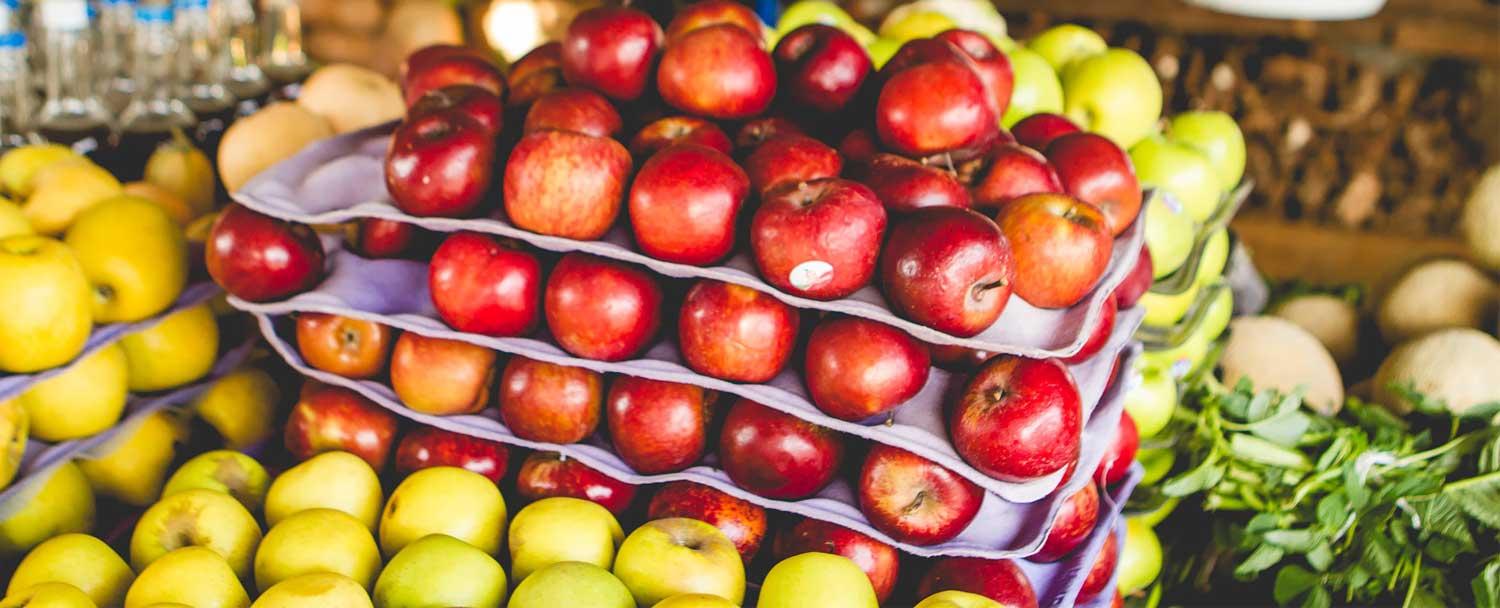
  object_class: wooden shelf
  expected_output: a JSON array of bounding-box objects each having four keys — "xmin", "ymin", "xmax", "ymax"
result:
[{"xmin": 1231, "ymin": 214, "xmax": 1469, "ymax": 285}]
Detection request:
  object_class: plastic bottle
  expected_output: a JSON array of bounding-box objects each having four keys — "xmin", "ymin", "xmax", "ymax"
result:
[
  {"xmin": 0, "ymin": 16, "xmax": 34, "ymax": 150},
  {"xmin": 34, "ymin": 0, "xmax": 112, "ymax": 157},
  {"xmin": 259, "ymin": 0, "xmax": 308, "ymax": 100},
  {"xmin": 174, "ymin": 0, "xmax": 233, "ymax": 155},
  {"xmin": 110, "ymin": 0, "xmax": 195, "ymax": 180},
  {"xmin": 222, "ymin": 0, "xmax": 267, "ymax": 116},
  {"xmin": 95, "ymin": 0, "xmax": 137, "ymax": 113}
]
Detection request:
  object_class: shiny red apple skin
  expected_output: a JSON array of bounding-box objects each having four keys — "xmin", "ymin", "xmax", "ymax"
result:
[
  {"xmin": 1033, "ymin": 482, "xmax": 1099, "ymax": 562},
  {"xmin": 929, "ymin": 343, "xmax": 997, "ymax": 372},
  {"xmin": 804, "ymin": 317, "xmax": 929, "ymax": 421},
  {"xmin": 1062, "ymin": 295, "xmax": 1117, "ymax": 365},
  {"xmin": 1113, "ymin": 243, "xmax": 1153, "ymax": 309},
  {"xmin": 606, "ymin": 376, "xmax": 712, "ymax": 474},
  {"xmin": 629, "ymin": 116, "xmax": 733, "ymax": 158},
  {"xmin": 858, "ymin": 443, "xmax": 982, "ymax": 546},
  {"xmin": 994, "ymin": 192, "xmax": 1114, "ymax": 309},
  {"xmin": 1046, "ymin": 132, "xmax": 1142, "ymax": 236},
  {"xmin": 389, "ymin": 332, "xmax": 497, "ymax": 415},
  {"xmin": 295, "ymin": 313, "xmax": 393, "ymax": 379},
  {"xmin": 918, "ymin": 557, "xmax": 1039, "ymax": 607},
  {"xmin": 879, "ymin": 37, "xmax": 969, "ymax": 77},
  {"xmin": 679, "ymin": 281, "xmax": 800, "ymax": 383},
  {"xmin": 876, "ymin": 60, "xmax": 997, "ymax": 157},
  {"xmin": 877, "ymin": 207, "xmax": 1014, "ymax": 337},
  {"xmin": 657, "ymin": 24, "xmax": 776, "ymax": 120},
  {"xmin": 409, "ymin": 84, "xmax": 504, "ymax": 135},
  {"xmin": 1010, "ymin": 113, "xmax": 1080, "ymax": 151},
  {"xmin": 648, "ymin": 481, "xmax": 768, "ymax": 561},
  {"xmin": 743, "ymin": 134, "xmax": 843, "ymax": 196},
  {"xmin": 1078, "ymin": 526, "xmax": 1119, "ymax": 602},
  {"xmin": 402, "ymin": 50, "xmax": 505, "ymax": 107},
  {"xmin": 206, "ymin": 204, "xmax": 325, "ymax": 302},
  {"xmin": 498, "ymin": 356, "xmax": 603, "ymax": 444},
  {"xmin": 950, "ymin": 355, "xmax": 1082, "ymax": 482},
  {"xmin": 971, "ymin": 143, "xmax": 1063, "ymax": 210},
  {"xmin": 351, "ymin": 218, "xmax": 419, "ymax": 259},
  {"xmin": 503, "ymin": 129, "xmax": 632, "ymax": 240},
  {"xmin": 1095, "ymin": 411, "xmax": 1139, "ymax": 486},
  {"xmin": 735, "ymin": 116, "xmax": 805, "ymax": 150},
  {"xmin": 560, "ymin": 7, "xmax": 664, "ymax": 101},
  {"xmin": 544, "ymin": 252, "xmax": 663, "ymax": 361},
  {"xmin": 402, "ymin": 44, "xmax": 492, "ymax": 81},
  {"xmin": 627, "ymin": 144, "xmax": 750, "ymax": 265},
  {"xmin": 772, "ymin": 24, "xmax": 872, "ymax": 114},
  {"xmin": 665, "ymin": 0, "xmax": 765, "ymax": 42},
  {"xmin": 284, "ymin": 384, "xmax": 399, "ymax": 470},
  {"xmin": 773, "ymin": 518, "xmax": 901, "ymax": 603},
  {"xmin": 934, "ymin": 29, "xmax": 1014, "ymax": 118},
  {"xmin": 750, "ymin": 178, "xmax": 886, "ymax": 300},
  {"xmin": 837, "ymin": 128, "xmax": 879, "ymax": 165},
  {"xmin": 855, "ymin": 153, "xmax": 972, "ymax": 213},
  {"xmin": 429, "ymin": 231, "xmax": 543, "ymax": 337},
  {"xmin": 507, "ymin": 41, "xmax": 564, "ymax": 108},
  {"xmin": 717, "ymin": 398, "xmax": 844, "ymax": 499},
  {"xmin": 523, "ymin": 87, "xmax": 623, "ymax": 138},
  {"xmin": 386, "ymin": 109, "xmax": 494, "ymax": 218},
  {"xmin": 516, "ymin": 451, "xmax": 637, "ymax": 515},
  {"xmin": 395, "ymin": 425, "xmax": 511, "ymax": 484}
]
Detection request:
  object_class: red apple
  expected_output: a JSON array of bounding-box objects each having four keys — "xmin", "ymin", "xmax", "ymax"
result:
[
  {"xmin": 544, "ymin": 252, "xmax": 663, "ymax": 361},
  {"xmin": 395, "ymin": 425, "xmax": 511, "ymax": 484},
  {"xmin": 743, "ymin": 134, "xmax": 843, "ymax": 196},
  {"xmin": 503, "ymin": 129, "xmax": 631, "ymax": 240},
  {"xmin": 773, "ymin": 518, "xmax": 901, "ymax": 603},
  {"xmin": 284, "ymin": 383, "xmax": 398, "ymax": 470},
  {"xmin": 1113, "ymin": 243, "xmax": 1153, "ymax": 309},
  {"xmin": 875, "ymin": 55, "xmax": 997, "ymax": 157},
  {"xmin": 657, "ymin": 24, "xmax": 775, "ymax": 120},
  {"xmin": 1062, "ymin": 295, "xmax": 1116, "ymax": 365},
  {"xmin": 994, "ymin": 192, "xmax": 1113, "ymax": 308},
  {"xmin": 523, "ymin": 87, "xmax": 623, "ymax": 138},
  {"xmin": 350, "ymin": 218, "xmax": 420, "ymax": 259},
  {"xmin": 858, "ymin": 444, "xmax": 982, "ymax": 546},
  {"xmin": 389, "ymin": 332, "xmax": 497, "ymax": 415},
  {"xmin": 648, "ymin": 481, "xmax": 768, "ymax": 561},
  {"xmin": 516, "ymin": 451, "xmax": 637, "ymax": 515},
  {"xmin": 560, "ymin": 7, "xmax": 664, "ymax": 101},
  {"xmin": 837, "ymin": 128, "xmax": 879, "ymax": 165},
  {"xmin": 386, "ymin": 109, "xmax": 494, "ymax": 218},
  {"xmin": 679, "ymin": 280, "xmax": 800, "ymax": 383},
  {"xmin": 206, "ymin": 204, "xmax": 325, "ymax": 302},
  {"xmin": 507, "ymin": 41, "xmax": 564, "ymax": 108},
  {"xmin": 402, "ymin": 44, "xmax": 491, "ymax": 81},
  {"xmin": 409, "ymin": 84, "xmax": 504, "ymax": 135},
  {"xmin": 735, "ymin": 116, "xmax": 805, "ymax": 150},
  {"xmin": 878, "ymin": 207, "xmax": 1014, "ymax": 337},
  {"xmin": 1010, "ymin": 113, "xmax": 1080, "ymax": 151},
  {"xmin": 1046, "ymin": 132, "xmax": 1142, "ymax": 236},
  {"xmin": 803, "ymin": 317, "xmax": 929, "ymax": 421},
  {"xmin": 928, "ymin": 343, "xmax": 996, "ymax": 372},
  {"xmin": 971, "ymin": 143, "xmax": 1063, "ymax": 210},
  {"xmin": 950, "ymin": 355, "xmax": 1081, "ymax": 481},
  {"xmin": 295, "ymin": 312, "xmax": 393, "ymax": 379},
  {"xmin": 606, "ymin": 376, "xmax": 712, "ymax": 474},
  {"xmin": 1078, "ymin": 526, "xmax": 1118, "ymax": 602},
  {"xmin": 717, "ymin": 398, "xmax": 844, "ymax": 499},
  {"xmin": 629, "ymin": 116, "xmax": 733, "ymax": 158},
  {"xmin": 750, "ymin": 178, "xmax": 886, "ymax": 300},
  {"xmin": 934, "ymin": 29, "xmax": 1013, "ymax": 118},
  {"xmin": 918, "ymin": 557, "xmax": 1038, "ymax": 607},
  {"xmin": 772, "ymin": 24, "xmax": 872, "ymax": 114},
  {"xmin": 879, "ymin": 37, "xmax": 968, "ymax": 77},
  {"xmin": 498, "ymin": 356, "xmax": 603, "ymax": 444},
  {"xmin": 1095, "ymin": 412, "xmax": 1138, "ymax": 486},
  {"xmin": 402, "ymin": 49, "xmax": 505, "ymax": 107},
  {"xmin": 665, "ymin": 0, "xmax": 766, "ymax": 43},
  {"xmin": 854, "ymin": 153, "xmax": 972, "ymax": 213},
  {"xmin": 429, "ymin": 232, "xmax": 542, "ymax": 337},
  {"xmin": 1033, "ymin": 482, "xmax": 1099, "ymax": 562},
  {"xmin": 627, "ymin": 144, "xmax": 750, "ymax": 265}
]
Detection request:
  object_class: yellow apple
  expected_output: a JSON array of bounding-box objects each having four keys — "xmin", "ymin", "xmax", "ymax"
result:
[
  {"xmin": 118, "ymin": 304, "xmax": 218, "ymax": 392},
  {"xmin": 877, "ymin": 10, "xmax": 956, "ymax": 43},
  {"xmin": 264, "ymin": 451, "xmax": 383, "ymax": 530},
  {"xmin": 0, "ymin": 198, "xmax": 31, "ymax": 239},
  {"xmin": 379, "ymin": 466, "xmax": 506, "ymax": 558},
  {"xmin": 916, "ymin": 590, "xmax": 1005, "ymax": 608},
  {"xmin": 130, "ymin": 488, "xmax": 263, "ymax": 580},
  {"xmin": 0, "ymin": 399, "xmax": 24, "ymax": 490},
  {"xmin": 9, "ymin": 343, "xmax": 128, "ymax": 441},
  {"xmin": 612, "ymin": 518, "xmax": 745, "ymax": 607},
  {"xmin": 651, "ymin": 594, "xmax": 738, "ymax": 608},
  {"xmin": 23, "ymin": 161, "xmax": 122, "ymax": 235},
  {"xmin": 0, "ymin": 581, "xmax": 97, "ymax": 608},
  {"xmin": 758, "ymin": 552, "xmax": 877, "ymax": 608},
  {"xmin": 143, "ymin": 132, "xmax": 215, "ymax": 217},
  {"xmin": 1140, "ymin": 280, "xmax": 1201, "ymax": 329},
  {"xmin": 508, "ymin": 561, "xmax": 630, "ymax": 608},
  {"xmin": 0, "ymin": 462, "xmax": 95, "ymax": 557},
  {"xmin": 121, "ymin": 183, "xmax": 195, "ymax": 227},
  {"xmin": 0, "ymin": 144, "xmax": 80, "ymax": 198},
  {"xmin": 123, "ymin": 547, "xmax": 249, "ymax": 608},
  {"xmin": 1061, "ymin": 48, "xmax": 1163, "ymax": 149},
  {"xmin": 7, "ymin": 534, "xmax": 133, "ymax": 607},
  {"xmin": 190, "ymin": 368, "xmax": 280, "ymax": 450},
  {"xmin": 1027, "ymin": 24, "xmax": 1107, "ymax": 73},
  {"xmin": 64, "ymin": 196, "xmax": 188, "ymax": 323},
  {"xmin": 372, "ymin": 534, "xmax": 508, "ymax": 608},
  {"xmin": 251, "ymin": 573, "xmax": 372, "ymax": 608},
  {"xmin": 254, "ymin": 509, "xmax": 380, "ymax": 592},
  {"xmin": 161, "ymin": 450, "xmax": 270, "ymax": 511},
  {"xmin": 77, "ymin": 411, "xmax": 184, "ymax": 506},
  {"xmin": 0, "ymin": 235, "xmax": 93, "ymax": 373},
  {"xmin": 508, "ymin": 497, "xmax": 623, "ymax": 583}
]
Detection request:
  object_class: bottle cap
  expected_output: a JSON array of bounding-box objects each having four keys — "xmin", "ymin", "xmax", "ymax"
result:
[
  {"xmin": 39, "ymin": 0, "xmax": 90, "ymax": 30},
  {"xmin": 173, "ymin": 0, "xmax": 210, "ymax": 9},
  {"xmin": 135, "ymin": 4, "xmax": 172, "ymax": 23},
  {"xmin": 0, "ymin": 31, "xmax": 23, "ymax": 48}
]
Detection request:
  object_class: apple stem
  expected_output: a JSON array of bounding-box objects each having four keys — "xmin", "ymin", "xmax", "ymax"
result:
[
  {"xmin": 986, "ymin": 386, "xmax": 1007, "ymax": 403},
  {"xmin": 903, "ymin": 490, "xmax": 928, "ymax": 515},
  {"xmin": 972, "ymin": 279, "xmax": 1007, "ymax": 301}
]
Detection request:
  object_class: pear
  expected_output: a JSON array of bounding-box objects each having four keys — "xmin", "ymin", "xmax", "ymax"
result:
[
  {"xmin": 254, "ymin": 509, "xmax": 380, "ymax": 592},
  {"xmin": 130, "ymin": 488, "xmax": 263, "ymax": 580},
  {"xmin": 23, "ymin": 161, "xmax": 122, "ymax": 235},
  {"xmin": 0, "ymin": 144, "xmax": 79, "ymax": 198},
  {"xmin": 78, "ymin": 411, "xmax": 185, "ymax": 507},
  {"xmin": 7, "ymin": 533, "xmax": 134, "ymax": 607},
  {"xmin": 0, "ymin": 462, "xmax": 95, "ymax": 557},
  {"xmin": 372, "ymin": 534, "xmax": 507, "ymax": 608},
  {"xmin": 250, "ymin": 573, "xmax": 372, "ymax": 608},
  {"xmin": 378, "ymin": 466, "xmax": 506, "ymax": 557},
  {"xmin": 264, "ymin": 451, "xmax": 383, "ymax": 530},
  {"xmin": 216, "ymin": 102, "xmax": 331, "ymax": 193},
  {"xmin": 123, "ymin": 547, "xmax": 248, "ymax": 608},
  {"xmin": 0, "ymin": 581, "xmax": 97, "ymax": 607},
  {"xmin": 143, "ymin": 131, "xmax": 215, "ymax": 217},
  {"xmin": 161, "ymin": 450, "xmax": 269, "ymax": 511},
  {"xmin": 190, "ymin": 369, "xmax": 280, "ymax": 450},
  {"xmin": 0, "ymin": 397, "xmax": 28, "ymax": 490}
]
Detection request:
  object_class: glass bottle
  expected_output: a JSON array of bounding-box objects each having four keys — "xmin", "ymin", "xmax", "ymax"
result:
[
  {"xmin": 222, "ymin": 0, "xmax": 267, "ymax": 115},
  {"xmin": 0, "ymin": 27, "xmax": 33, "ymax": 150},
  {"xmin": 95, "ymin": 0, "xmax": 137, "ymax": 114},
  {"xmin": 259, "ymin": 0, "xmax": 308, "ymax": 100},
  {"xmin": 174, "ymin": 0, "xmax": 233, "ymax": 155},
  {"xmin": 110, "ymin": 0, "xmax": 194, "ymax": 180},
  {"xmin": 34, "ymin": 0, "xmax": 111, "ymax": 157}
]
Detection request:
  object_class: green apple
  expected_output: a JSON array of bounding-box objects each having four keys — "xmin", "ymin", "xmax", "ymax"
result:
[
  {"xmin": 508, "ymin": 562, "xmax": 632, "ymax": 608},
  {"xmin": 878, "ymin": 10, "xmax": 956, "ymax": 43},
  {"xmin": 1130, "ymin": 495, "xmax": 1180, "ymax": 527},
  {"xmin": 508, "ymin": 497, "xmax": 623, "ymax": 582},
  {"xmin": 1118, "ymin": 518, "xmax": 1163, "ymax": 594},
  {"xmin": 758, "ymin": 552, "xmax": 878, "ymax": 608},
  {"xmin": 1137, "ymin": 446, "xmax": 1176, "ymax": 486},
  {"xmin": 0, "ymin": 235, "xmax": 92, "ymax": 373},
  {"xmin": 867, "ymin": 38, "xmax": 902, "ymax": 70},
  {"xmin": 372, "ymin": 534, "xmax": 507, "ymax": 608},
  {"xmin": 190, "ymin": 368, "xmax": 281, "ymax": 450},
  {"xmin": 915, "ymin": 590, "xmax": 1004, "ymax": 608},
  {"xmin": 1144, "ymin": 191, "xmax": 1196, "ymax": 280},
  {"xmin": 254, "ymin": 509, "xmax": 380, "ymax": 592},
  {"xmin": 63, "ymin": 196, "xmax": 187, "ymax": 323},
  {"xmin": 0, "ymin": 581, "xmax": 97, "ymax": 608},
  {"xmin": 1130, "ymin": 136, "xmax": 1223, "ymax": 223},
  {"xmin": 264, "ymin": 451, "xmax": 383, "ymax": 531},
  {"xmin": 118, "ymin": 304, "xmax": 218, "ymax": 392},
  {"xmin": 250, "ymin": 573, "xmax": 372, "ymax": 608},
  {"xmin": 123, "ymin": 547, "xmax": 248, "ymax": 608},
  {"xmin": 1123, "ymin": 361, "xmax": 1177, "ymax": 439},
  {"xmin": 78, "ymin": 411, "xmax": 184, "ymax": 507},
  {"xmin": 1197, "ymin": 283, "xmax": 1234, "ymax": 343},
  {"xmin": 0, "ymin": 199, "xmax": 31, "ymax": 239},
  {"xmin": 1140, "ymin": 280, "xmax": 1201, "ymax": 329},
  {"xmin": 1168, "ymin": 110, "xmax": 1246, "ymax": 188},
  {"xmin": 775, "ymin": 1, "xmax": 875, "ymax": 46},
  {"xmin": 7, "ymin": 533, "xmax": 134, "ymax": 607},
  {"xmin": 892, "ymin": 0, "xmax": 1010, "ymax": 44},
  {"xmin": 0, "ymin": 399, "xmax": 22, "ymax": 490},
  {"xmin": 1194, "ymin": 228, "xmax": 1230, "ymax": 286},
  {"xmin": 379, "ymin": 466, "xmax": 505, "ymax": 558},
  {"xmin": 130, "ymin": 488, "xmax": 263, "ymax": 580},
  {"xmin": 651, "ymin": 593, "xmax": 739, "ymax": 608},
  {"xmin": 1061, "ymin": 48, "xmax": 1163, "ymax": 149},
  {"xmin": 10, "ymin": 343, "xmax": 128, "ymax": 441},
  {"xmin": 1000, "ymin": 47, "xmax": 1063, "ymax": 128},
  {"xmin": 1026, "ymin": 24, "xmax": 1105, "ymax": 73},
  {"xmin": 162, "ymin": 450, "xmax": 269, "ymax": 512},
  {"xmin": 0, "ymin": 462, "xmax": 95, "ymax": 557},
  {"xmin": 613, "ymin": 518, "xmax": 744, "ymax": 606}
]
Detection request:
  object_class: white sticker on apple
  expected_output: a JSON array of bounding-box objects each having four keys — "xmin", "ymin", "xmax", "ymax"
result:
[{"xmin": 789, "ymin": 260, "xmax": 834, "ymax": 291}]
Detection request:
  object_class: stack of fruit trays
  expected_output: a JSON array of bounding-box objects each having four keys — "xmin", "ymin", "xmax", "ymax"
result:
[{"xmin": 199, "ymin": 4, "xmax": 1192, "ymax": 605}]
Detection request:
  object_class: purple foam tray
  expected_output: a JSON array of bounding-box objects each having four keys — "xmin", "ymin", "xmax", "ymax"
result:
[
  {"xmin": 0, "ymin": 282, "xmax": 220, "ymax": 403},
  {"xmin": 1020, "ymin": 467, "xmax": 1136, "ymax": 608},
  {"xmin": 233, "ymin": 123, "xmax": 1145, "ymax": 358},
  {"xmin": 0, "ymin": 336, "xmax": 258, "ymax": 519}
]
